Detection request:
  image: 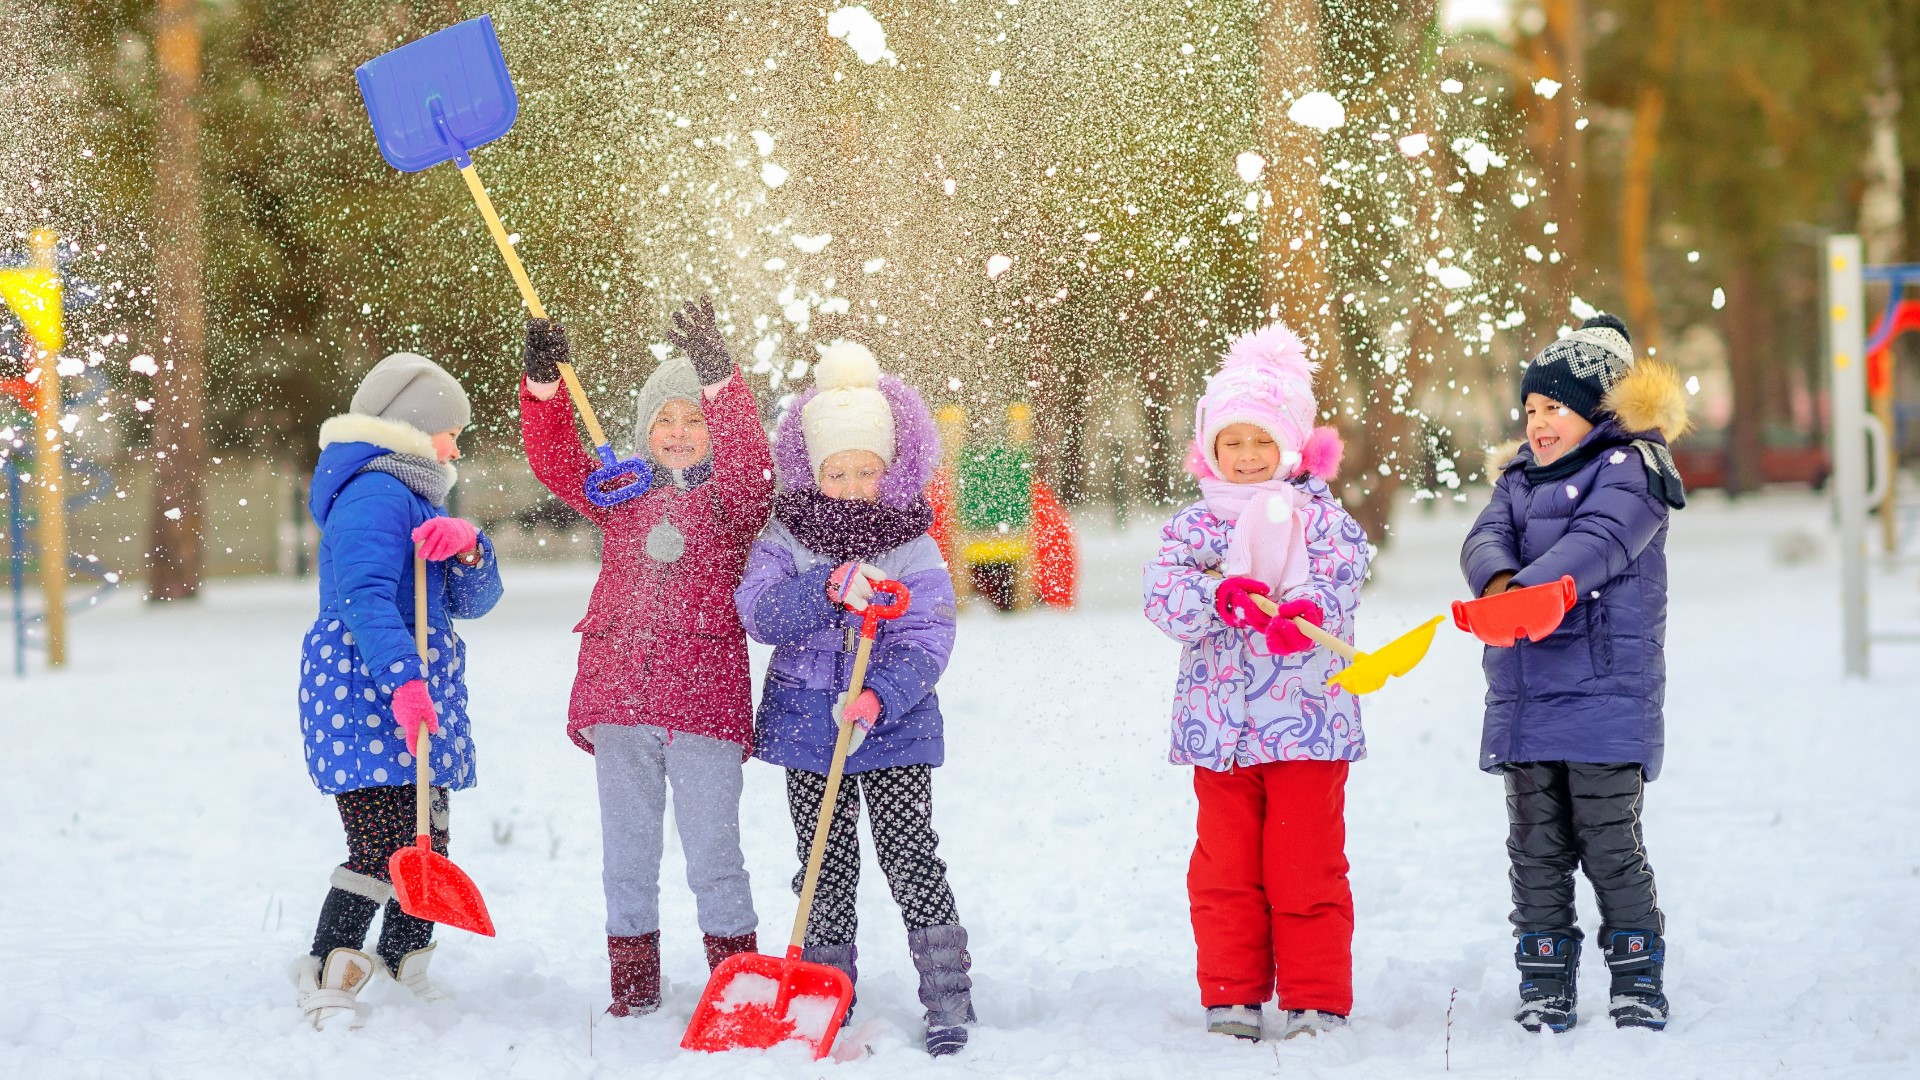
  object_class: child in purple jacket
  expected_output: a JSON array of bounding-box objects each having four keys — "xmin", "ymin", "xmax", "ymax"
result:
[
  {"xmin": 1461, "ymin": 314, "xmax": 1689, "ymax": 1034},
  {"xmin": 734, "ymin": 342, "xmax": 973, "ymax": 1056}
]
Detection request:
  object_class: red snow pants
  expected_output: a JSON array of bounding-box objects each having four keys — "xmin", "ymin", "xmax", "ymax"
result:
[{"xmin": 1189, "ymin": 760, "xmax": 1353, "ymax": 1013}]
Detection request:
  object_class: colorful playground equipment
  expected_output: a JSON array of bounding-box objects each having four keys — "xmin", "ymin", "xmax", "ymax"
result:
[
  {"xmin": 2, "ymin": 228, "xmax": 113, "ymax": 675},
  {"xmin": 928, "ymin": 403, "xmax": 1077, "ymax": 611},
  {"xmin": 1824, "ymin": 236, "xmax": 1919, "ymax": 675}
]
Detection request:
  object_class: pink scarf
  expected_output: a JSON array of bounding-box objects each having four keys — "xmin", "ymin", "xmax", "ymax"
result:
[{"xmin": 1197, "ymin": 475, "xmax": 1311, "ymax": 593}]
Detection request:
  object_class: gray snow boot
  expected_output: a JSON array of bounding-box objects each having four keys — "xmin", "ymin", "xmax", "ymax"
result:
[
  {"xmin": 801, "ymin": 942, "xmax": 858, "ymax": 1026},
  {"xmin": 908, "ymin": 924, "xmax": 975, "ymax": 1056}
]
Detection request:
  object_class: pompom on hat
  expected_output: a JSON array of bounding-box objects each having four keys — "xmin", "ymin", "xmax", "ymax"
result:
[
  {"xmin": 801, "ymin": 341, "xmax": 897, "ymax": 478},
  {"xmin": 1188, "ymin": 323, "xmax": 1343, "ymax": 482}
]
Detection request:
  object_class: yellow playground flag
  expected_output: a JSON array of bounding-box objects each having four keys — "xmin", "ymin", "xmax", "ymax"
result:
[{"xmin": 0, "ymin": 267, "xmax": 64, "ymax": 353}]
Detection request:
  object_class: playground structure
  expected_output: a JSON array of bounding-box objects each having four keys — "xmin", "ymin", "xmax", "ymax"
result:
[
  {"xmin": 1824, "ymin": 235, "xmax": 1920, "ymax": 676},
  {"xmin": 1, "ymin": 228, "xmax": 114, "ymax": 675},
  {"xmin": 928, "ymin": 403, "xmax": 1077, "ymax": 612}
]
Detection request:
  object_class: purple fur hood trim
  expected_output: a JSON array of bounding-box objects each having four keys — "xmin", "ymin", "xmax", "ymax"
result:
[{"xmin": 772, "ymin": 373, "xmax": 939, "ymax": 509}]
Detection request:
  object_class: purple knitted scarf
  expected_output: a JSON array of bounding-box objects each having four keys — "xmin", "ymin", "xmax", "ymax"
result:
[{"xmin": 775, "ymin": 489, "xmax": 934, "ymax": 563}]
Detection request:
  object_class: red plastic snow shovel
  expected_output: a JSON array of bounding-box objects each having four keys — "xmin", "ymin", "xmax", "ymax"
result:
[
  {"xmin": 387, "ymin": 553, "xmax": 496, "ymax": 937},
  {"xmin": 1451, "ymin": 575, "xmax": 1577, "ymax": 647},
  {"xmin": 354, "ymin": 16, "xmax": 650, "ymax": 508},
  {"xmin": 681, "ymin": 581, "xmax": 914, "ymax": 1060}
]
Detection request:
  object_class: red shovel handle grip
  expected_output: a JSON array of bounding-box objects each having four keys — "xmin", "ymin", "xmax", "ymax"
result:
[{"xmin": 859, "ymin": 579, "xmax": 911, "ymax": 638}]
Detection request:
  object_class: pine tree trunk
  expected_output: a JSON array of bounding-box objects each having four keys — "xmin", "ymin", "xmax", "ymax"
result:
[
  {"xmin": 1723, "ymin": 258, "xmax": 1766, "ymax": 496},
  {"xmin": 1619, "ymin": 0, "xmax": 1680, "ymax": 352},
  {"xmin": 146, "ymin": 0, "xmax": 208, "ymax": 601},
  {"xmin": 1258, "ymin": 0, "xmax": 1336, "ymax": 372}
]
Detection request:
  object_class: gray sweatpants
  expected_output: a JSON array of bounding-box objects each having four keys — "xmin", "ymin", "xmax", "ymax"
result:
[{"xmin": 591, "ymin": 723, "xmax": 757, "ymax": 938}]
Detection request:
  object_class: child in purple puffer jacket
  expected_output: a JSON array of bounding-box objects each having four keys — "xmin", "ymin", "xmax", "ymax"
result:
[{"xmin": 734, "ymin": 341, "xmax": 973, "ymax": 1057}]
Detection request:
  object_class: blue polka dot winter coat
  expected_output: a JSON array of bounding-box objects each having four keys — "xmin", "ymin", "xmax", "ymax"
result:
[{"xmin": 299, "ymin": 414, "xmax": 503, "ymax": 796}]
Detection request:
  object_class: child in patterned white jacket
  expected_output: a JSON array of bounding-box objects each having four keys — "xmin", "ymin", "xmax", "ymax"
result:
[{"xmin": 1143, "ymin": 324, "xmax": 1370, "ymax": 1044}]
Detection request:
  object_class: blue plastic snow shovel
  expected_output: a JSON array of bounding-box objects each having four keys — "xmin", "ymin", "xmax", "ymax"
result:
[{"xmin": 355, "ymin": 15, "xmax": 650, "ymax": 507}]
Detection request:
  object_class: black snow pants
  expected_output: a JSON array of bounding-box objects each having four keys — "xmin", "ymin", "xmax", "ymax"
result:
[
  {"xmin": 785, "ymin": 765, "xmax": 961, "ymax": 948},
  {"xmin": 1503, "ymin": 761, "xmax": 1663, "ymax": 939},
  {"xmin": 309, "ymin": 783, "xmax": 449, "ymax": 975}
]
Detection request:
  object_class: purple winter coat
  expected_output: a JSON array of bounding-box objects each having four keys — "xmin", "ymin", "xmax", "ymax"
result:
[
  {"xmin": 735, "ymin": 366, "xmax": 955, "ymax": 776},
  {"xmin": 1461, "ymin": 418, "xmax": 1684, "ymax": 780}
]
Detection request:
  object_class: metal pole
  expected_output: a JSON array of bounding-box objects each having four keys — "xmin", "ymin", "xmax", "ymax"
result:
[
  {"xmin": 1828, "ymin": 235, "xmax": 1869, "ymax": 677},
  {"xmin": 8, "ymin": 460, "xmax": 24, "ymax": 678},
  {"xmin": 25, "ymin": 228, "xmax": 65, "ymax": 667}
]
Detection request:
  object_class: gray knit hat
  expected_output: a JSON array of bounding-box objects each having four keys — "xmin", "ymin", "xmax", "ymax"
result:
[
  {"xmin": 350, "ymin": 352, "xmax": 471, "ymax": 436},
  {"xmin": 632, "ymin": 357, "xmax": 706, "ymax": 461},
  {"xmin": 1519, "ymin": 313, "xmax": 1635, "ymax": 422}
]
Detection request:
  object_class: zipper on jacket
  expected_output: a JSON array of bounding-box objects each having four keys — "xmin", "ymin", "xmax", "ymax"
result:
[{"xmin": 1509, "ymin": 640, "xmax": 1527, "ymax": 762}]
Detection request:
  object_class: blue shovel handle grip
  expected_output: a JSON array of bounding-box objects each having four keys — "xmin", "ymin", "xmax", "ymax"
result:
[{"xmin": 584, "ymin": 444, "xmax": 652, "ymax": 507}]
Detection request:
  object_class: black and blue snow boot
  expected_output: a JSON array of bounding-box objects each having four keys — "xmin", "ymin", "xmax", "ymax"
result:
[
  {"xmin": 1604, "ymin": 930, "xmax": 1668, "ymax": 1031},
  {"xmin": 1514, "ymin": 932, "xmax": 1580, "ymax": 1033}
]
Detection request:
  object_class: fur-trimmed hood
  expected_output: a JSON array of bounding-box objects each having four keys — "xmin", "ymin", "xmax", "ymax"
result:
[
  {"xmin": 772, "ymin": 374, "xmax": 939, "ymax": 509},
  {"xmin": 318, "ymin": 412, "xmax": 439, "ymax": 459},
  {"xmin": 310, "ymin": 412, "xmax": 455, "ymax": 526}
]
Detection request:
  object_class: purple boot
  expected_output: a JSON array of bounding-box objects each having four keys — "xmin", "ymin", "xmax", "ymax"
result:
[
  {"xmin": 908, "ymin": 924, "xmax": 975, "ymax": 1056},
  {"xmin": 801, "ymin": 942, "xmax": 858, "ymax": 1026}
]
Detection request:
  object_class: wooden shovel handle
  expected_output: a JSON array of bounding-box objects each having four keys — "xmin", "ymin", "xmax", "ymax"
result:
[
  {"xmin": 789, "ymin": 633, "xmax": 874, "ymax": 950},
  {"xmin": 1240, "ymin": 589, "xmax": 1358, "ymax": 661},
  {"xmin": 457, "ymin": 161, "xmax": 613, "ymax": 449},
  {"xmin": 413, "ymin": 554, "xmax": 433, "ymax": 839}
]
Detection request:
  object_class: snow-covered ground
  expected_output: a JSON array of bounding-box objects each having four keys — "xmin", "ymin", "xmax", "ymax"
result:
[{"xmin": 4, "ymin": 490, "xmax": 1917, "ymax": 1078}]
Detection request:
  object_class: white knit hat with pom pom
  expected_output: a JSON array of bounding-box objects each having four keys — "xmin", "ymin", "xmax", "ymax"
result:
[{"xmin": 802, "ymin": 340, "xmax": 896, "ymax": 478}]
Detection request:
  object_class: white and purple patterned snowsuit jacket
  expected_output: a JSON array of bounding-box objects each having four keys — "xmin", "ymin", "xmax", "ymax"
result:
[{"xmin": 1143, "ymin": 477, "xmax": 1370, "ymax": 771}]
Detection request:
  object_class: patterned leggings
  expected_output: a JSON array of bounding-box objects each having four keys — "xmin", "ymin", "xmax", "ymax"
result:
[
  {"xmin": 785, "ymin": 765, "xmax": 960, "ymax": 948},
  {"xmin": 310, "ymin": 783, "xmax": 449, "ymax": 974}
]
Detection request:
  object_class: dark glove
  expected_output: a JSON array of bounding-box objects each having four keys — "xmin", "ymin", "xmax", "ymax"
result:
[
  {"xmin": 665, "ymin": 295, "xmax": 735, "ymax": 387},
  {"xmin": 524, "ymin": 318, "xmax": 568, "ymax": 384}
]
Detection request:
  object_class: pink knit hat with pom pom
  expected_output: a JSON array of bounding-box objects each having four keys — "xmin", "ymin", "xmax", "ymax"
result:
[{"xmin": 1189, "ymin": 323, "xmax": 1343, "ymax": 481}]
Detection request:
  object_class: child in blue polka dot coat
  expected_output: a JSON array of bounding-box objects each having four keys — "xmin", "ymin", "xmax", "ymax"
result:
[{"xmin": 291, "ymin": 352, "xmax": 504, "ymax": 1030}]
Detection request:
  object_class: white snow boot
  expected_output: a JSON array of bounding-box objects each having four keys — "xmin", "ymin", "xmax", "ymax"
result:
[
  {"xmin": 390, "ymin": 942, "xmax": 448, "ymax": 1002},
  {"xmin": 1281, "ymin": 1009, "xmax": 1349, "ymax": 1039},
  {"xmin": 1206, "ymin": 1004, "xmax": 1263, "ymax": 1041},
  {"xmin": 293, "ymin": 947, "xmax": 376, "ymax": 1030}
]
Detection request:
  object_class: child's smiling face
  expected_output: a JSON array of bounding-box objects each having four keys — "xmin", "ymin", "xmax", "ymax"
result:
[
  {"xmin": 1214, "ymin": 423, "xmax": 1282, "ymax": 485},
  {"xmin": 649, "ymin": 398, "xmax": 711, "ymax": 470},
  {"xmin": 819, "ymin": 449, "xmax": 886, "ymax": 501},
  {"xmin": 432, "ymin": 430, "xmax": 462, "ymax": 463},
  {"xmin": 1524, "ymin": 393, "xmax": 1593, "ymax": 465}
]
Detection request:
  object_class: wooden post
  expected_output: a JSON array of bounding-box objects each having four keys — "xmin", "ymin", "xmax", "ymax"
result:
[{"xmin": 26, "ymin": 228, "xmax": 65, "ymax": 667}]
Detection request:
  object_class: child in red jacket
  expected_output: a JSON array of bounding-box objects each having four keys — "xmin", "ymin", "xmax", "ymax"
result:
[{"xmin": 519, "ymin": 298, "xmax": 773, "ymax": 1017}]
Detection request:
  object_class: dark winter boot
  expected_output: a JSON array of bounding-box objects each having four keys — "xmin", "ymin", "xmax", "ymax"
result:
[
  {"xmin": 607, "ymin": 932, "xmax": 662, "ymax": 1017},
  {"xmin": 703, "ymin": 931, "xmax": 758, "ymax": 972},
  {"xmin": 309, "ymin": 876, "xmax": 383, "ymax": 960},
  {"xmin": 1514, "ymin": 932, "xmax": 1581, "ymax": 1033},
  {"xmin": 801, "ymin": 942, "xmax": 858, "ymax": 1026},
  {"xmin": 908, "ymin": 924, "xmax": 975, "ymax": 1056},
  {"xmin": 1604, "ymin": 930, "xmax": 1668, "ymax": 1031}
]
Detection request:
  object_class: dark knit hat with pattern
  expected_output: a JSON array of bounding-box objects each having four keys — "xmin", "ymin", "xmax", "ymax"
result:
[{"xmin": 1519, "ymin": 313, "xmax": 1635, "ymax": 422}]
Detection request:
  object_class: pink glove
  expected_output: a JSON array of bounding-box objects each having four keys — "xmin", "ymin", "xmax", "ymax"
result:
[
  {"xmin": 834, "ymin": 688, "xmax": 882, "ymax": 754},
  {"xmin": 412, "ymin": 517, "xmax": 479, "ymax": 562},
  {"xmin": 1214, "ymin": 576, "xmax": 1273, "ymax": 631},
  {"xmin": 1261, "ymin": 599, "xmax": 1326, "ymax": 655},
  {"xmin": 826, "ymin": 561, "xmax": 886, "ymax": 611},
  {"xmin": 392, "ymin": 679, "xmax": 440, "ymax": 756}
]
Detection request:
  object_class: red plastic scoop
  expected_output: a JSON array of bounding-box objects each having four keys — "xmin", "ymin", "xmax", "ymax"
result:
[
  {"xmin": 1451, "ymin": 575, "xmax": 1577, "ymax": 647},
  {"xmin": 388, "ymin": 554, "xmax": 496, "ymax": 938},
  {"xmin": 682, "ymin": 581, "xmax": 913, "ymax": 1059}
]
